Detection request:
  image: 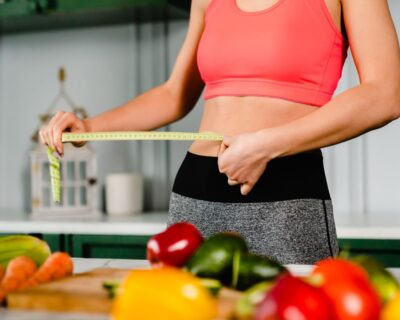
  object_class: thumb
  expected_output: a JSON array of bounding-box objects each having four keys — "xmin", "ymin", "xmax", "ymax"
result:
[
  {"xmin": 223, "ymin": 135, "xmax": 233, "ymax": 146},
  {"xmin": 240, "ymin": 183, "xmax": 252, "ymax": 196},
  {"xmin": 218, "ymin": 142, "xmax": 227, "ymax": 157},
  {"xmin": 218, "ymin": 135, "xmax": 232, "ymax": 157}
]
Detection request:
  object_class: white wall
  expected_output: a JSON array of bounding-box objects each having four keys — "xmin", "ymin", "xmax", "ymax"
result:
[
  {"xmin": 0, "ymin": 25, "xmax": 132, "ymax": 212},
  {"xmin": 0, "ymin": 1, "xmax": 399, "ymax": 216},
  {"xmin": 0, "ymin": 21, "xmax": 171, "ymax": 212},
  {"xmin": 323, "ymin": 0, "xmax": 400, "ymax": 217}
]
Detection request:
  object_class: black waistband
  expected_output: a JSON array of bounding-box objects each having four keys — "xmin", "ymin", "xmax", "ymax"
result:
[{"xmin": 172, "ymin": 151, "xmax": 331, "ymax": 203}]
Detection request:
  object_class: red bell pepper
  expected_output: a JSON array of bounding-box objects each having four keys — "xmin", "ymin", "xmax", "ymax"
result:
[
  {"xmin": 255, "ymin": 274, "xmax": 335, "ymax": 320},
  {"xmin": 146, "ymin": 222, "xmax": 203, "ymax": 267}
]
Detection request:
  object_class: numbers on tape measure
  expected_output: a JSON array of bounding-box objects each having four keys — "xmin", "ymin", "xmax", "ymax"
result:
[{"xmin": 62, "ymin": 131, "xmax": 224, "ymax": 142}]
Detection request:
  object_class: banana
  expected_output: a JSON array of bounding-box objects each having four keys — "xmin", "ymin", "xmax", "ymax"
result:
[{"xmin": 0, "ymin": 235, "xmax": 51, "ymax": 268}]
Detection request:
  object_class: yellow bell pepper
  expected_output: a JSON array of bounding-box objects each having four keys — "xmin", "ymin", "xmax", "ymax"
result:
[
  {"xmin": 111, "ymin": 266, "xmax": 217, "ymax": 320},
  {"xmin": 381, "ymin": 290, "xmax": 400, "ymax": 320}
]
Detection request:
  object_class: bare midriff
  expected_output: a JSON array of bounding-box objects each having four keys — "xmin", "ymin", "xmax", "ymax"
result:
[{"xmin": 188, "ymin": 96, "xmax": 319, "ymax": 156}]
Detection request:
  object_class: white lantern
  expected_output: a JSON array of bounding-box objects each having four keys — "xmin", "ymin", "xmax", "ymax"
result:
[
  {"xmin": 30, "ymin": 143, "xmax": 99, "ymax": 218},
  {"xmin": 30, "ymin": 67, "xmax": 99, "ymax": 217}
]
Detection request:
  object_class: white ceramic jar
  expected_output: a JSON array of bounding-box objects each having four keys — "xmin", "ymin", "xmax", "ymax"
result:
[{"xmin": 106, "ymin": 173, "xmax": 144, "ymax": 216}]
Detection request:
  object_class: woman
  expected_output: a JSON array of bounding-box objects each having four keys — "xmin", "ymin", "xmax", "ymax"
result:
[{"xmin": 40, "ymin": 0, "xmax": 400, "ymax": 264}]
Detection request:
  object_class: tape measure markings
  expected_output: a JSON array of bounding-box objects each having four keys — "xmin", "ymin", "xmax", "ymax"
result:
[{"xmin": 62, "ymin": 131, "xmax": 224, "ymax": 142}]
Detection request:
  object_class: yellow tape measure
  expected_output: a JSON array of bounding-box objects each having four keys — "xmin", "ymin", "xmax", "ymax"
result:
[
  {"xmin": 48, "ymin": 131, "xmax": 224, "ymax": 204},
  {"xmin": 62, "ymin": 131, "xmax": 224, "ymax": 142}
]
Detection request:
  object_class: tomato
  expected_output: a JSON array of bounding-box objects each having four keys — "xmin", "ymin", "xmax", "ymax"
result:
[
  {"xmin": 322, "ymin": 280, "xmax": 381, "ymax": 320},
  {"xmin": 311, "ymin": 258, "xmax": 381, "ymax": 320},
  {"xmin": 312, "ymin": 258, "xmax": 371, "ymax": 287}
]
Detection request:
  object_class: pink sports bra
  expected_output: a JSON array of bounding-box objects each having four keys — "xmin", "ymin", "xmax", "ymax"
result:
[{"xmin": 197, "ymin": 0, "xmax": 349, "ymax": 106}]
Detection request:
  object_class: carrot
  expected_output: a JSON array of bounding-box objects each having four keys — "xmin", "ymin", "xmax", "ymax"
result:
[
  {"xmin": 19, "ymin": 252, "xmax": 73, "ymax": 290},
  {"xmin": 0, "ymin": 256, "xmax": 37, "ymax": 302},
  {"xmin": 0, "ymin": 265, "xmax": 4, "ymax": 283}
]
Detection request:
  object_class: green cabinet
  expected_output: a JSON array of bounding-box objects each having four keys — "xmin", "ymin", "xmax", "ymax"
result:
[
  {"xmin": 339, "ymin": 239, "xmax": 400, "ymax": 268},
  {"xmin": 0, "ymin": 232, "xmax": 151, "ymax": 260},
  {"xmin": 0, "ymin": 0, "xmax": 189, "ymax": 34},
  {"xmin": 0, "ymin": 0, "xmax": 39, "ymax": 18},
  {"xmin": 69, "ymin": 234, "xmax": 151, "ymax": 259},
  {"xmin": 41, "ymin": 233, "xmax": 65, "ymax": 253}
]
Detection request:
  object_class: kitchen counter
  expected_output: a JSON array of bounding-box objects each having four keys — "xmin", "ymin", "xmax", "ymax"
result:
[
  {"xmin": 1, "ymin": 209, "xmax": 400, "ymax": 239},
  {"xmin": 1, "ymin": 258, "xmax": 400, "ymax": 320},
  {"xmin": 334, "ymin": 214, "xmax": 400, "ymax": 239},
  {"xmin": 0, "ymin": 210, "xmax": 168, "ymax": 236}
]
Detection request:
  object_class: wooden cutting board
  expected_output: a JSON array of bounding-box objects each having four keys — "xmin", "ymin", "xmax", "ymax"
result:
[{"xmin": 7, "ymin": 268, "xmax": 242, "ymax": 319}]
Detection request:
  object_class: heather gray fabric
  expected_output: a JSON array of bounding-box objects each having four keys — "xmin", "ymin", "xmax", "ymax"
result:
[{"xmin": 168, "ymin": 192, "xmax": 338, "ymax": 265}]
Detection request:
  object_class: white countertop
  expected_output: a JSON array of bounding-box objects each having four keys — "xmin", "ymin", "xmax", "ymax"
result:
[
  {"xmin": 335, "ymin": 214, "xmax": 400, "ymax": 239},
  {"xmin": 0, "ymin": 209, "xmax": 168, "ymax": 236},
  {"xmin": 1, "ymin": 209, "xmax": 400, "ymax": 239}
]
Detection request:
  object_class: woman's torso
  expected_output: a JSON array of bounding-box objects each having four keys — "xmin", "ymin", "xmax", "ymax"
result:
[{"xmin": 189, "ymin": 0, "xmax": 344, "ymax": 156}]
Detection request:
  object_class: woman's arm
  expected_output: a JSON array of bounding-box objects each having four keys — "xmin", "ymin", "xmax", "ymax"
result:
[
  {"xmin": 87, "ymin": 0, "xmax": 209, "ymax": 134},
  {"xmin": 41, "ymin": 0, "xmax": 208, "ymax": 155},
  {"xmin": 218, "ymin": 0, "xmax": 400, "ymax": 195},
  {"xmin": 269, "ymin": 0, "xmax": 400, "ymax": 157}
]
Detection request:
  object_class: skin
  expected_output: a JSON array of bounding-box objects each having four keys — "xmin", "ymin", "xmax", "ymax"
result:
[{"xmin": 40, "ymin": 0, "xmax": 400, "ymax": 196}]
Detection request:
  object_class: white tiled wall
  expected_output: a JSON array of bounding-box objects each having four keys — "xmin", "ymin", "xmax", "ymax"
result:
[{"xmin": 0, "ymin": 1, "xmax": 399, "ymax": 216}]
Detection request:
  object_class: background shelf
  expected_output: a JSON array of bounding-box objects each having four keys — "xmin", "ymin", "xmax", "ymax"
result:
[{"xmin": 0, "ymin": 0, "xmax": 189, "ymax": 34}]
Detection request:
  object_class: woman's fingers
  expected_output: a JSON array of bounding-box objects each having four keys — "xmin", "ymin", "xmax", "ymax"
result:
[
  {"xmin": 52, "ymin": 113, "xmax": 77, "ymax": 155},
  {"xmin": 218, "ymin": 135, "xmax": 233, "ymax": 157},
  {"xmin": 240, "ymin": 182, "xmax": 253, "ymax": 196},
  {"xmin": 218, "ymin": 138, "xmax": 232, "ymax": 174},
  {"xmin": 38, "ymin": 111, "xmax": 84, "ymax": 156},
  {"xmin": 227, "ymin": 178, "xmax": 254, "ymax": 195},
  {"xmin": 41, "ymin": 111, "xmax": 64, "ymax": 150},
  {"xmin": 227, "ymin": 178, "xmax": 240, "ymax": 186},
  {"xmin": 222, "ymin": 135, "xmax": 233, "ymax": 147},
  {"xmin": 218, "ymin": 141, "xmax": 228, "ymax": 157},
  {"xmin": 39, "ymin": 128, "xmax": 49, "ymax": 147}
]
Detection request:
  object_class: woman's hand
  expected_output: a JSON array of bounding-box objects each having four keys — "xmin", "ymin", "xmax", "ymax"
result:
[
  {"xmin": 217, "ymin": 130, "xmax": 280, "ymax": 196},
  {"xmin": 39, "ymin": 111, "xmax": 91, "ymax": 156}
]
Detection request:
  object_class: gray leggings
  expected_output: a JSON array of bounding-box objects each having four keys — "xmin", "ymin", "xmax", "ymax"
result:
[{"xmin": 168, "ymin": 151, "xmax": 338, "ymax": 265}]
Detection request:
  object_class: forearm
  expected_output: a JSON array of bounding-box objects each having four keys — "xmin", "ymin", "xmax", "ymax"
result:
[
  {"xmin": 266, "ymin": 83, "xmax": 400, "ymax": 158},
  {"xmin": 85, "ymin": 84, "xmax": 179, "ymax": 132}
]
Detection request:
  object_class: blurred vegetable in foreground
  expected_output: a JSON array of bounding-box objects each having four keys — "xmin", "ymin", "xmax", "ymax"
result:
[
  {"xmin": 381, "ymin": 291, "xmax": 400, "ymax": 320},
  {"xmin": 111, "ymin": 267, "xmax": 217, "ymax": 320},
  {"xmin": 255, "ymin": 274, "xmax": 335, "ymax": 320},
  {"xmin": 186, "ymin": 232, "xmax": 248, "ymax": 287},
  {"xmin": 147, "ymin": 222, "xmax": 203, "ymax": 268},
  {"xmin": 0, "ymin": 256, "xmax": 37, "ymax": 303},
  {"xmin": 311, "ymin": 258, "xmax": 381, "ymax": 320},
  {"xmin": 0, "ymin": 235, "xmax": 51, "ymax": 269},
  {"xmin": 234, "ymin": 281, "xmax": 273, "ymax": 319},
  {"xmin": 352, "ymin": 255, "xmax": 399, "ymax": 304},
  {"xmin": 19, "ymin": 252, "xmax": 73, "ymax": 290}
]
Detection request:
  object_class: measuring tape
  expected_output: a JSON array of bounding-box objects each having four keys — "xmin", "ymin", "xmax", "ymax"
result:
[
  {"xmin": 61, "ymin": 131, "xmax": 224, "ymax": 142},
  {"xmin": 48, "ymin": 131, "xmax": 224, "ymax": 204}
]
